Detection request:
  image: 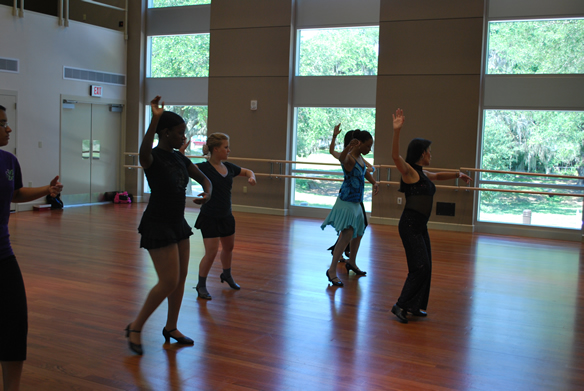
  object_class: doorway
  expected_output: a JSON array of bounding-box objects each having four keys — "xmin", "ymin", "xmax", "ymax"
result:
[{"xmin": 60, "ymin": 98, "xmax": 123, "ymax": 205}]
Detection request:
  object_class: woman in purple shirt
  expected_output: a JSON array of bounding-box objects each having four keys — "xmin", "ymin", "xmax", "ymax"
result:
[{"xmin": 0, "ymin": 105, "xmax": 63, "ymax": 391}]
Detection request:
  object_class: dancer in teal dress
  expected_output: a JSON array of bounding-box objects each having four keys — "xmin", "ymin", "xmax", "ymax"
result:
[{"xmin": 321, "ymin": 129, "xmax": 378, "ymax": 287}]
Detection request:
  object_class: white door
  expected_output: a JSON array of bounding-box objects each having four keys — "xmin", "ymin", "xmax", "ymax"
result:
[{"xmin": 60, "ymin": 102, "xmax": 122, "ymax": 205}]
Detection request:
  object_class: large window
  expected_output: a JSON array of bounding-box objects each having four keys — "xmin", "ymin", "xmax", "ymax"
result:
[
  {"xmin": 149, "ymin": 34, "xmax": 210, "ymax": 78},
  {"xmin": 143, "ymin": 105, "xmax": 208, "ymax": 195},
  {"xmin": 297, "ymin": 27, "xmax": 379, "ymax": 76},
  {"xmin": 293, "ymin": 107, "xmax": 376, "ymax": 211},
  {"xmin": 479, "ymin": 110, "xmax": 584, "ymax": 229},
  {"xmin": 487, "ymin": 19, "xmax": 584, "ymax": 75},
  {"xmin": 149, "ymin": 0, "xmax": 210, "ymax": 8}
]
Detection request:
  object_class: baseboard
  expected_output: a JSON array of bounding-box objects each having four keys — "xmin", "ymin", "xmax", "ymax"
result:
[
  {"xmin": 370, "ymin": 216, "xmax": 474, "ymax": 233},
  {"xmin": 232, "ymin": 204, "xmax": 289, "ymax": 216},
  {"xmin": 474, "ymin": 222, "xmax": 581, "ymax": 241}
]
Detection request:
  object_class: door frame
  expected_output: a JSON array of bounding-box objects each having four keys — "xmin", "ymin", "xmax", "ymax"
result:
[{"xmin": 60, "ymin": 94, "xmax": 126, "ymax": 203}]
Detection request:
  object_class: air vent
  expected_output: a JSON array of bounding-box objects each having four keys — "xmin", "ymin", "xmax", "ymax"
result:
[
  {"xmin": 0, "ymin": 58, "xmax": 19, "ymax": 73},
  {"xmin": 63, "ymin": 66, "xmax": 126, "ymax": 86}
]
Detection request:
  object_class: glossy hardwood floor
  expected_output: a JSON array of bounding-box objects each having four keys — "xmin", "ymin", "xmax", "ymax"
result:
[{"xmin": 5, "ymin": 204, "xmax": 584, "ymax": 391}]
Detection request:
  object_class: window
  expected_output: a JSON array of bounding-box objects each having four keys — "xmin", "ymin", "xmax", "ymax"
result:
[
  {"xmin": 149, "ymin": 34, "xmax": 210, "ymax": 78},
  {"xmin": 487, "ymin": 19, "xmax": 584, "ymax": 75},
  {"xmin": 297, "ymin": 27, "xmax": 379, "ymax": 76},
  {"xmin": 143, "ymin": 105, "xmax": 208, "ymax": 195},
  {"xmin": 293, "ymin": 107, "xmax": 376, "ymax": 211},
  {"xmin": 149, "ymin": 0, "xmax": 210, "ymax": 8},
  {"xmin": 478, "ymin": 110, "xmax": 584, "ymax": 229}
]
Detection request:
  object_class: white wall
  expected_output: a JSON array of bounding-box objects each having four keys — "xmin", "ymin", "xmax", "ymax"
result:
[{"xmin": 0, "ymin": 6, "xmax": 126, "ymax": 202}]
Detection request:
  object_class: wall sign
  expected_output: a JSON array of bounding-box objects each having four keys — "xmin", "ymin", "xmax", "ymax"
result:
[{"xmin": 90, "ymin": 85, "xmax": 103, "ymax": 97}]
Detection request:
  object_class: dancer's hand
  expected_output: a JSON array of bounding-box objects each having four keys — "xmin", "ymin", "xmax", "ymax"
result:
[
  {"xmin": 392, "ymin": 108, "xmax": 405, "ymax": 131},
  {"xmin": 333, "ymin": 123, "xmax": 341, "ymax": 137},
  {"xmin": 193, "ymin": 192, "xmax": 210, "ymax": 205},
  {"xmin": 49, "ymin": 176, "xmax": 63, "ymax": 197},
  {"xmin": 150, "ymin": 96, "xmax": 164, "ymax": 118}
]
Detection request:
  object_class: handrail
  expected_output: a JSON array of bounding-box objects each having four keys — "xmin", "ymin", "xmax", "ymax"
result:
[{"xmin": 123, "ymin": 153, "xmax": 584, "ymax": 198}]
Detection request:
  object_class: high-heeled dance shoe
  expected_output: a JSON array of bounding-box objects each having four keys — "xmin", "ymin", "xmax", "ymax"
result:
[
  {"xmin": 220, "ymin": 273, "xmax": 241, "ymax": 290},
  {"xmin": 326, "ymin": 270, "xmax": 344, "ymax": 287},
  {"xmin": 195, "ymin": 285, "xmax": 212, "ymax": 300},
  {"xmin": 345, "ymin": 262, "xmax": 366, "ymax": 276},
  {"xmin": 391, "ymin": 304, "xmax": 408, "ymax": 324},
  {"xmin": 125, "ymin": 323, "xmax": 143, "ymax": 355},
  {"xmin": 408, "ymin": 309, "xmax": 428, "ymax": 317},
  {"xmin": 162, "ymin": 328, "xmax": 194, "ymax": 345}
]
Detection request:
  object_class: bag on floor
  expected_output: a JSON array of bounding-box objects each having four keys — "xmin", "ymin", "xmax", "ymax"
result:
[{"xmin": 114, "ymin": 191, "xmax": 132, "ymax": 204}]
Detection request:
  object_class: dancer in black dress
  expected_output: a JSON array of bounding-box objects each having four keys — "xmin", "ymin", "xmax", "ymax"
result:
[
  {"xmin": 194, "ymin": 133, "xmax": 256, "ymax": 300},
  {"xmin": 390, "ymin": 108, "xmax": 471, "ymax": 323},
  {"xmin": 126, "ymin": 96, "xmax": 212, "ymax": 354}
]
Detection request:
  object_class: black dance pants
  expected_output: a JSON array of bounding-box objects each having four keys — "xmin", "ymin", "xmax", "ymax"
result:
[
  {"xmin": 396, "ymin": 209, "xmax": 432, "ymax": 311},
  {"xmin": 0, "ymin": 255, "xmax": 28, "ymax": 361}
]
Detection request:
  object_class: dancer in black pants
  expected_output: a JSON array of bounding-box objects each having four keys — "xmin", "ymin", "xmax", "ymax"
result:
[{"xmin": 390, "ymin": 109, "xmax": 471, "ymax": 323}]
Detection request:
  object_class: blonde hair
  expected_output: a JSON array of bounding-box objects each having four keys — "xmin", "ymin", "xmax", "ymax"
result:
[{"xmin": 203, "ymin": 132, "xmax": 229, "ymax": 155}]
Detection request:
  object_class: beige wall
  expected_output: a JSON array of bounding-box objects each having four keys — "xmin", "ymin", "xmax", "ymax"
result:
[
  {"xmin": 373, "ymin": 0, "xmax": 484, "ymax": 227},
  {"xmin": 208, "ymin": 0, "xmax": 294, "ymax": 211},
  {"xmin": 126, "ymin": 0, "xmax": 485, "ymax": 225}
]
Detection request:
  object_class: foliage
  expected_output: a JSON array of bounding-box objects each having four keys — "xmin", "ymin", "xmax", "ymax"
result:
[
  {"xmin": 296, "ymin": 107, "xmax": 376, "ymax": 158},
  {"xmin": 150, "ymin": 0, "xmax": 210, "ymax": 7},
  {"xmin": 488, "ymin": 19, "xmax": 584, "ymax": 74},
  {"xmin": 164, "ymin": 105, "xmax": 208, "ymax": 154},
  {"xmin": 298, "ymin": 27, "xmax": 379, "ymax": 76},
  {"xmin": 150, "ymin": 34, "xmax": 210, "ymax": 77}
]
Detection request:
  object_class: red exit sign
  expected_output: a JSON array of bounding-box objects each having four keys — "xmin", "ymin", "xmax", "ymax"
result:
[{"xmin": 90, "ymin": 85, "xmax": 103, "ymax": 97}]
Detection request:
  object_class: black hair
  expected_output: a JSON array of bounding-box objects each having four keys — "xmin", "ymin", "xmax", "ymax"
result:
[
  {"xmin": 352, "ymin": 129, "xmax": 373, "ymax": 143},
  {"xmin": 343, "ymin": 130, "xmax": 355, "ymax": 148},
  {"xmin": 0, "ymin": 105, "xmax": 5, "ymax": 112},
  {"xmin": 155, "ymin": 111, "xmax": 185, "ymax": 135},
  {"xmin": 405, "ymin": 138, "xmax": 432, "ymax": 165}
]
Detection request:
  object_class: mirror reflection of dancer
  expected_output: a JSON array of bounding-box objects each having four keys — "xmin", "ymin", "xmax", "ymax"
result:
[
  {"xmin": 321, "ymin": 129, "xmax": 379, "ymax": 287},
  {"xmin": 126, "ymin": 96, "xmax": 212, "ymax": 355},
  {"xmin": 194, "ymin": 133, "xmax": 256, "ymax": 300},
  {"xmin": 390, "ymin": 109, "xmax": 471, "ymax": 323},
  {"xmin": 0, "ymin": 105, "xmax": 63, "ymax": 391},
  {"xmin": 327, "ymin": 124, "xmax": 377, "ymax": 262}
]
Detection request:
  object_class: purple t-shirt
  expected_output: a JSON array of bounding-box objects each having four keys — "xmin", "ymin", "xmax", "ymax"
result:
[{"xmin": 0, "ymin": 150, "xmax": 22, "ymax": 259}]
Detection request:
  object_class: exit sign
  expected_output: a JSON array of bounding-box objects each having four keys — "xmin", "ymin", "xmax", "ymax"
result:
[{"xmin": 90, "ymin": 85, "xmax": 103, "ymax": 97}]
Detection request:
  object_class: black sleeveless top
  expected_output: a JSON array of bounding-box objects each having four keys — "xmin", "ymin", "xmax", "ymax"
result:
[{"xmin": 399, "ymin": 164, "xmax": 436, "ymax": 218}]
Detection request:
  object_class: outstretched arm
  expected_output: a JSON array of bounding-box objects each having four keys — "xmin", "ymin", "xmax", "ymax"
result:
[
  {"xmin": 187, "ymin": 164, "xmax": 212, "ymax": 204},
  {"xmin": 139, "ymin": 96, "xmax": 165, "ymax": 169},
  {"xmin": 425, "ymin": 170, "xmax": 472, "ymax": 183},
  {"xmin": 329, "ymin": 123, "xmax": 342, "ymax": 160},
  {"xmin": 13, "ymin": 176, "xmax": 63, "ymax": 203},
  {"xmin": 239, "ymin": 168, "xmax": 257, "ymax": 186}
]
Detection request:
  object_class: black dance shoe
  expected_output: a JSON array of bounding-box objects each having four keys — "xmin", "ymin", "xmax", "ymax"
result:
[
  {"xmin": 326, "ymin": 270, "xmax": 344, "ymax": 287},
  {"xmin": 162, "ymin": 328, "xmax": 194, "ymax": 345},
  {"xmin": 195, "ymin": 285, "xmax": 212, "ymax": 300},
  {"xmin": 125, "ymin": 324, "xmax": 143, "ymax": 355},
  {"xmin": 391, "ymin": 304, "xmax": 408, "ymax": 324},
  {"xmin": 408, "ymin": 309, "xmax": 428, "ymax": 317},
  {"xmin": 345, "ymin": 262, "xmax": 366, "ymax": 276},
  {"xmin": 220, "ymin": 273, "xmax": 241, "ymax": 290}
]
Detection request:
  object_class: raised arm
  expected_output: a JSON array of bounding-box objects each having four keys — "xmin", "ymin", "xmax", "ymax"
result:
[
  {"xmin": 329, "ymin": 123, "xmax": 342, "ymax": 160},
  {"xmin": 139, "ymin": 96, "xmax": 165, "ymax": 170},
  {"xmin": 12, "ymin": 175, "xmax": 63, "ymax": 203},
  {"xmin": 392, "ymin": 108, "xmax": 418, "ymax": 183},
  {"xmin": 239, "ymin": 168, "xmax": 257, "ymax": 186}
]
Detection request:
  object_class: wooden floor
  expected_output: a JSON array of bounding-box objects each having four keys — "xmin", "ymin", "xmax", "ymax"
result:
[{"xmin": 5, "ymin": 203, "xmax": 584, "ymax": 391}]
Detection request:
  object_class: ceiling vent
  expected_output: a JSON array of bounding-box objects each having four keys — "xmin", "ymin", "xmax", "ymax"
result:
[
  {"xmin": 64, "ymin": 66, "xmax": 126, "ymax": 86},
  {"xmin": 0, "ymin": 58, "xmax": 19, "ymax": 73}
]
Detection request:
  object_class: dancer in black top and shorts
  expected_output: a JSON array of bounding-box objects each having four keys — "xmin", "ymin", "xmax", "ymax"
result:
[
  {"xmin": 194, "ymin": 133, "xmax": 256, "ymax": 300},
  {"xmin": 125, "ymin": 96, "xmax": 212, "ymax": 354}
]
